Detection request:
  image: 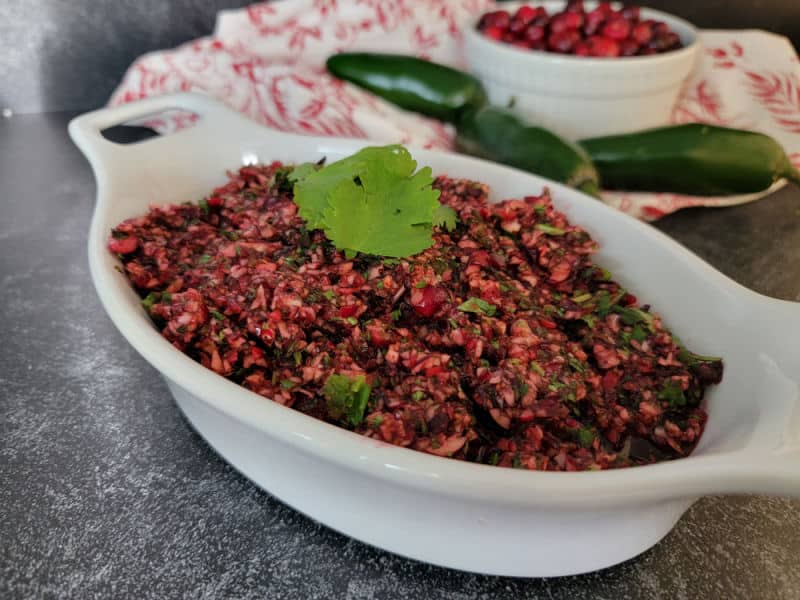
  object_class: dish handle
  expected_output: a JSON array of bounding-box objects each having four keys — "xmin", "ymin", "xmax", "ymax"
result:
[{"xmin": 68, "ymin": 92, "xmax": 279, "ymax": 177}]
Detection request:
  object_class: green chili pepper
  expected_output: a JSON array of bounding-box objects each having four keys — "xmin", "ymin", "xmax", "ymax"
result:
[
  {"xmin": 580, "ymin": 123, "xmax": 800, "ymax": 196},
  {"xmin": 456, "ymin": 106, "xmax": 601, "ymax": 197},
  {"xmin": 326, "ymin": 53, "xmax": 487, "ymax": 123}
]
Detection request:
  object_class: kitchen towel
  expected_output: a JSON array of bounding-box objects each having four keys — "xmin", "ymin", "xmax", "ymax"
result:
[{"xmin": 109, "ymin": 0, "xmax": 800, "ymax": 220}]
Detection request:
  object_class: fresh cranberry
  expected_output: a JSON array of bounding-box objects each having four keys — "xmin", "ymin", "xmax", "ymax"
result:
[
  {"xmin": 339, "ymin": 305, "xmax": 359, "ymax": 318},
  {"xmin": 532, "ymin": 14, "xmax": 551, "ymax": 27},
  {"xmin": 587, "ymin": 35, "xmax": 620, "ymax": 57},
  {"xmin": 574, "ymin": 41, "xmax": 591, "ymax": 56},
  {"xmin": 411, "ymin": 285, "xmax": 449, "ymax": 318},
  {"xmin": 649, "ymin": 31, "xmax": 679, "ymax": 51},
  {"xmin": 548, "ymin": 29, "xmax": 581, "ymax": 53},
  {"xmin": 524, "ymin": 24, "xmax": 546, "ymax": 43},
  {"xmin": 502, "ymin": 31, "xmax": 517, "ymax": 43},
  {"xmin": 512, "ymin": 39, "xmax": 533, "ymax": 49},
  {"xmin": 515, "ymin": 5, "xmax": 542, "ymax": 23},
  {"xmin": 602, "ymin": 17, "xmax": 631, "ymax": 40},
  {"xmin": 619, "ymin": 38, "xmax": 639, "ymax": 56},
  {"xmin": 583, "ymin": 9, "xmax": 607, "ymax": 35},
  {"xmin": 481, "ymin": 10, "xmax": 511, "ymax": 29},
  {"xmin": 109, "ymin": 235, "xmax": 139, "ymax": 254},
  {"xmin": 652, "ymin": 20, "xmax": 670, "ymax": 35},
  {"xmin": 551, "ymin": 11, "xmax": 584, "ymax": 33},
  {"xmin": 595, "ymin": 2, "xmax": 614, "ymax": 15},
  {"xmin": 207, "ymin": 195, "xmax": 224, "ymax": 208},
  {"xmin": 621, "ymin": 6, "xmax": 641, "ymax": 21},
  {"xmin": 631, "ymin": 21, "xmax": 653, "ymax": 45},
  {"xmin": 483, "ymin": 25, "xmax": 504, "ymax": 41}
]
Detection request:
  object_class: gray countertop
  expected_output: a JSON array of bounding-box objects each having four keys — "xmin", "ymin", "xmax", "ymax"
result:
[{"xmin": 2, "ymin": 110, "xmax": 799, "ymax": 599}]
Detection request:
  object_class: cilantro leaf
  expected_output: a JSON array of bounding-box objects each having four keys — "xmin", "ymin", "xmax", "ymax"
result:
[
  {"xmin": 292, "ymin": 145, "xmax": 442, "ymax": 257},
  {"xmin": 457, "ymin": 297, "xmax": 497, "ymax": 317},
  {"xmin": 322, "ymin": 374, "xmax": 372, "ymax": 427},
  {"xmin": 433, "ymin": 205, "xmax": 458, "ymax": 232},
  {"xmin": 321, "ymin": 147, "xmax": 441, "ymax": 257},
  {"xmin": 657, "ymin": 380, "xmax": 686, "ymax": 407},
  {"xmin": 535, "ymin": 223, "xmax": 566, "ymax": 236}
]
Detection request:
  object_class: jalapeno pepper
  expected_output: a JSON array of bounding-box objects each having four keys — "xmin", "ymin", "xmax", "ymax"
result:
[
  {"xmin": 326, "ymin": 53, "xmax": 487, "ymax": 124},
  {"xmin": 580, "ymin": 124, "xmax": 800, "ymax": 196},
  {"xmin": 456, "ymin": 106, "xmax": 601, "ymax": 197}
]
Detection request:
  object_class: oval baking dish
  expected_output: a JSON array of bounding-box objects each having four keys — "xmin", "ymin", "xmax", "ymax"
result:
[{"xmin": 69, "ymin": 93, "xmax": 800, "ymax": 577}]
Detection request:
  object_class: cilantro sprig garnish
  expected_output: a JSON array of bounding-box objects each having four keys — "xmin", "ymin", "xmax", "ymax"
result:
[{"xmin": 290, "ymin": 145, "xmax": 454, "ymax": 258}]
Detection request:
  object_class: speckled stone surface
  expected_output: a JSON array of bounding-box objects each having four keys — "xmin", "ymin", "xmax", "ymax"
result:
[{"xmin": 2, "ymin": 112, "xmax": 800, "ymax": 599}]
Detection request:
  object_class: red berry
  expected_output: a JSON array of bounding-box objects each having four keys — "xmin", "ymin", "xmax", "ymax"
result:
[
  {"xmin": 550, "ymin": 11, "xmax": 583, "ymax": 33},
  {"xmin": 548, "ymin": 29, "xmax": 581, "ymax": 53},
  {"xmin": 512, "ymin": 39, "xmax": 533, "ymax": 49},
  {"xmin": 587, "ymin": 35, "xmax": 620, "ymax": 57},
  {"xmin": 502, "ymin": 31, "xmax": 517, "ymax": 43},
  {"xmin": 411, "ymin": 285, "xmax": 449, "ymax": 318},
  {"xmin": 631, "ymin": 21, "xmax": 653, "ymax": 45},
  {"xmin": 621, "ymin": 6, "xmax": 640, "ymax": 21},
  {"xmin": 595, "ymin": 2, "xmax": 614, "ymax": 15},
  {"xmin": 482, "ymin": 10, "xmax": 510, "ymax": 29},
  {"xmin": 619, "ymin": 38, "xmax": 639, "ymax": 56},
  {"xmin": 339, "ymin": 305, "xmax": 359, "ymax": 318},
  {"xmin": 207, "ymin": 195, "xmax": 224, "ymax": 208},
  {"xmin": 652, "ymin": 21, "xmax": 670, "ymax": 35},
  {"xmin": 602, "ymin": 17, "xmax": 631, "ymax": 40},
  {"xmin": 483, "ymin": 25, "xmax": 504, "ymax": 41},
  {"xmin": 524, "ymin": 24, "xmax": 546, "ymax": 43},
  {"xmin": 532, "ymin": 14, "xmax": 550, "ymax": 27},
  {"xmin": 565, "ymin": 0, "xmax": 584, "ymax": 13},
  {"xmin": 514, "ymin": 5, "xmax": 541, "ymax": 23},
  {"xmin": 583, "ymin": 9, "xmax": 606, "ymax": 35},
  {"xmin": 574, "ymin": 41, "xmax": 591, "ymax": 56}
]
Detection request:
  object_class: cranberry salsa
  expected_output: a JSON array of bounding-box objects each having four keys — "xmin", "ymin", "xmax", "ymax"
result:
[
  {"xmin": 477, "ymin": 1, "xmax": 683, "ymax": 57},
  {"xmin": 109, "ymin": 149, "xmax": 722, "ymax": 471}
]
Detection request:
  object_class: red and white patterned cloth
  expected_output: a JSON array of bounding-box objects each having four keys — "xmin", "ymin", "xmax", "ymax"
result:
[{"xmin": 109, "ymin": 0, "xmax": 800, "ymax": 220}]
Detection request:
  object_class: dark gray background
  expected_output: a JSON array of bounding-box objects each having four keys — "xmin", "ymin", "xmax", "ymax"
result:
[
  {"xmin": 2, "ymin": 1, "xmax": 800, "ymax": 599},
  {"xmin": 1, "ymin": 0, "xmax": 800, "ymax": 114}
]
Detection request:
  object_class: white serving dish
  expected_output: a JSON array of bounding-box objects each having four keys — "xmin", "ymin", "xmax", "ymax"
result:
[
  {"xmin": 69, "ymin": 93, "xmax": 800, "ymax": 577},
  {"xmin": 463, "ymin": 1, "xmax": 700, "ymax": 139}
]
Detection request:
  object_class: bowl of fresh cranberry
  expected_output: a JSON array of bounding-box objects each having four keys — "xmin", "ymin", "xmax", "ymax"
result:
[{"xmin": 463, "ymin": 1, "xmax": 699, "ymax": 139}]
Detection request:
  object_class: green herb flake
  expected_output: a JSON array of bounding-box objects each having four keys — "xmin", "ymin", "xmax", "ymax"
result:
[
  {"xmin": 345, "ymin": 317, "xmax": 358, "ymax": 326},
  {"xmin": 293, "ymin": 351, "xmax": 303, "ymax": 367},
  {"xmin": 210, "ymin": 310, "xmax": 225, "ymax": 322},
  {"xmin": 529, "ymin": 361, "xmax": 545, "ymax": 376},
  {"xmin": 322, "ymin": 374, "xmax": 372, "ymax": 427},
  {"xmin": 568, "ymin": 357, "xmax": 585, "ymax": 373},
  {"xmin": 535, "ymin": 223, "xmax": 566, "ymax": 236},
  {"xmin": 411, "ymin": 390, "xmax": 425, "ymax": 402},
  {"xmin": 572, "ymin": 292, "xmax": 592, "ymax": 303},
  {"xmin": 280, "ymin": 379, "xmax": 296, "ymax": 390},
  {"xmin": 198, "ymin": 254, "xmax": 212, "ymax": 264},
  {"xmin": 457, "ymin": 297, "xmax": 497, "ymax": 317},
  {"xmin": 631, "ymin": 324, "xmax": 648, "ymax": 342},
  {"xmin": 198, "ymin": 198, "xmax": 209, "ymax": 215},
  {"xmin": 577, "ymin": 427, "xmax": 596, "ymax": 448},
  {"xmin": 375, "ymin": 280, "xmax": 385, "ymax": 289},
  {"xmin": 141, "ymin": 292, "xmax": 161, "ymax": 312},
  {"xmin": 391, "ymin": 309, "xmax": 401, "ymax": 321},
  {"xmin": 657, "ymin": 380, "xmax": 687, "ymax": 407},
  {"xmin": 414, "ymin": 280, "xmax": 428, "ymax": 289},
  {"xmin": 369, "ymin": 415, "xmax": 384, "ymax": 428},
  {"xmin": 323, "ymin": 289, "xmax": 336, "ymax": 301}
]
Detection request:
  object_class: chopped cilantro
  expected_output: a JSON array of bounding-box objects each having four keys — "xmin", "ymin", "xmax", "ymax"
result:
[
  {"xmin": 414, "ymin": 280, "xmax": 428, "ymax": 289},
  {"xmin": 280, "ymin": 379, "xmax": 296, "ymax": 390},
  {"xmin": 612, "ymin": 305, "xmax": 655, "ymax": 330},
  {"xmin": 630, "ymin": 324, "xmax": 647, "ymax": 342},
  {"xmin": 210, "ymin": 310, "xmax": 225, "ymax": 321},
  {"xmin": 345, "ymin": 317, "xmax": 358, "ymax": 326},
  {"xmin": 292, "ymin": 145, "xmax": 442, "ymax": 257},
  {"xmin": 572, "ymin": 292, "xmax": 592, "ymax": 303},
  {"xmin": 221, "ymin": 230, "xmax": 239, "ymax": 241},
  {"xmin": 322, "ymin": 374, "xmax": 371, "ymax": 427},
  {"xmin": 141, "ymin": 292, "xmax": 161, "ymax": 312},
  {"xmin": 577, "ymin": 427, "xmax": 596, "ymax": 448},
  {"xmin": 293, "ymin": 350, "xmax": 303, "ymax": 367},
  {"xmin": 323, "ymin": 289, "xmax": 336, "ymax": 301},
  {"xmin": 411, "ymin": 390, "xmax": 425, "ymax": 402},
  {"xmin": 375, "ymin": 280, "xmax": 385, "ymax": 289},
  {"xmin": 529, "ymin": 361, "xmax": 545, "ymax": 376},
  {"xmin": 535, "ymin": 223, "xmax": 566, "ymax": 236},
  {"xmin": 198, "ymin": 198, "xmax": 209, "ymax": 215},
  {"xmin": 391, "ymin": 309, "xmax": 401, "ymax": 321},
  {"xmin": 657, "ymin": 380, "xmax": 686, "ymax": 407},
  {"xmin": 198, "ymin": 254, "xmax": 212, "ymax": 264},
  {"xmin": 488, "ymin": 451, "xmax": 501, "ymax": 466},
  {"xmin": 368, "ymin": 415, "xmax": 384, "ymax": 428},
  {"xmin": 457, "ymin": 297, "xmax": 497, "ymax": 317},
  {"xmin": 568, "ymin": 357, "xmax": 585, "ymax": 373},
  {"xmin": 580, "ymin": 314, "xmax": 597, "ymax": 328}
]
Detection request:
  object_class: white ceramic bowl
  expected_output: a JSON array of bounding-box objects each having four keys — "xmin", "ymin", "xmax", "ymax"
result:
[
  {"xmin": 463, "ymin": 1, "xmax": 700, "ymax": 139},
  {"xmin": 69, "ymin": 93, "xmax": 800, "ymax": 577}
]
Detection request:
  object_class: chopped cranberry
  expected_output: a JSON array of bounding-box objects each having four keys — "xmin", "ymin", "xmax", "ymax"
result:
[
  {"xmin": 109, "ymin": 235, "xmax": 139, "ymax": 254},
  {"xmin": 602, "ymin": 18, "xmax": 631, "ymax": 40},
  {"xmin": 207, "ymin": 195, "xmax": 224, "ymax": 208},
  {"xmin": 339, "ymin": 305, "xmax": 359, "ymax": 318},
  {"xmin": 587, "ymin": 36, "xmax": 620, "ymax": 57},
  {"xmin": 411, "ymin": 284, "xmax": 449, "ymax": 318},
  {"xmin": 622, "ymin": 293, "xmax": 638, "ymax": 306},
  {"xmin": 631, "ymin": 21, "xmax": 653, "ymax": 45}
]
